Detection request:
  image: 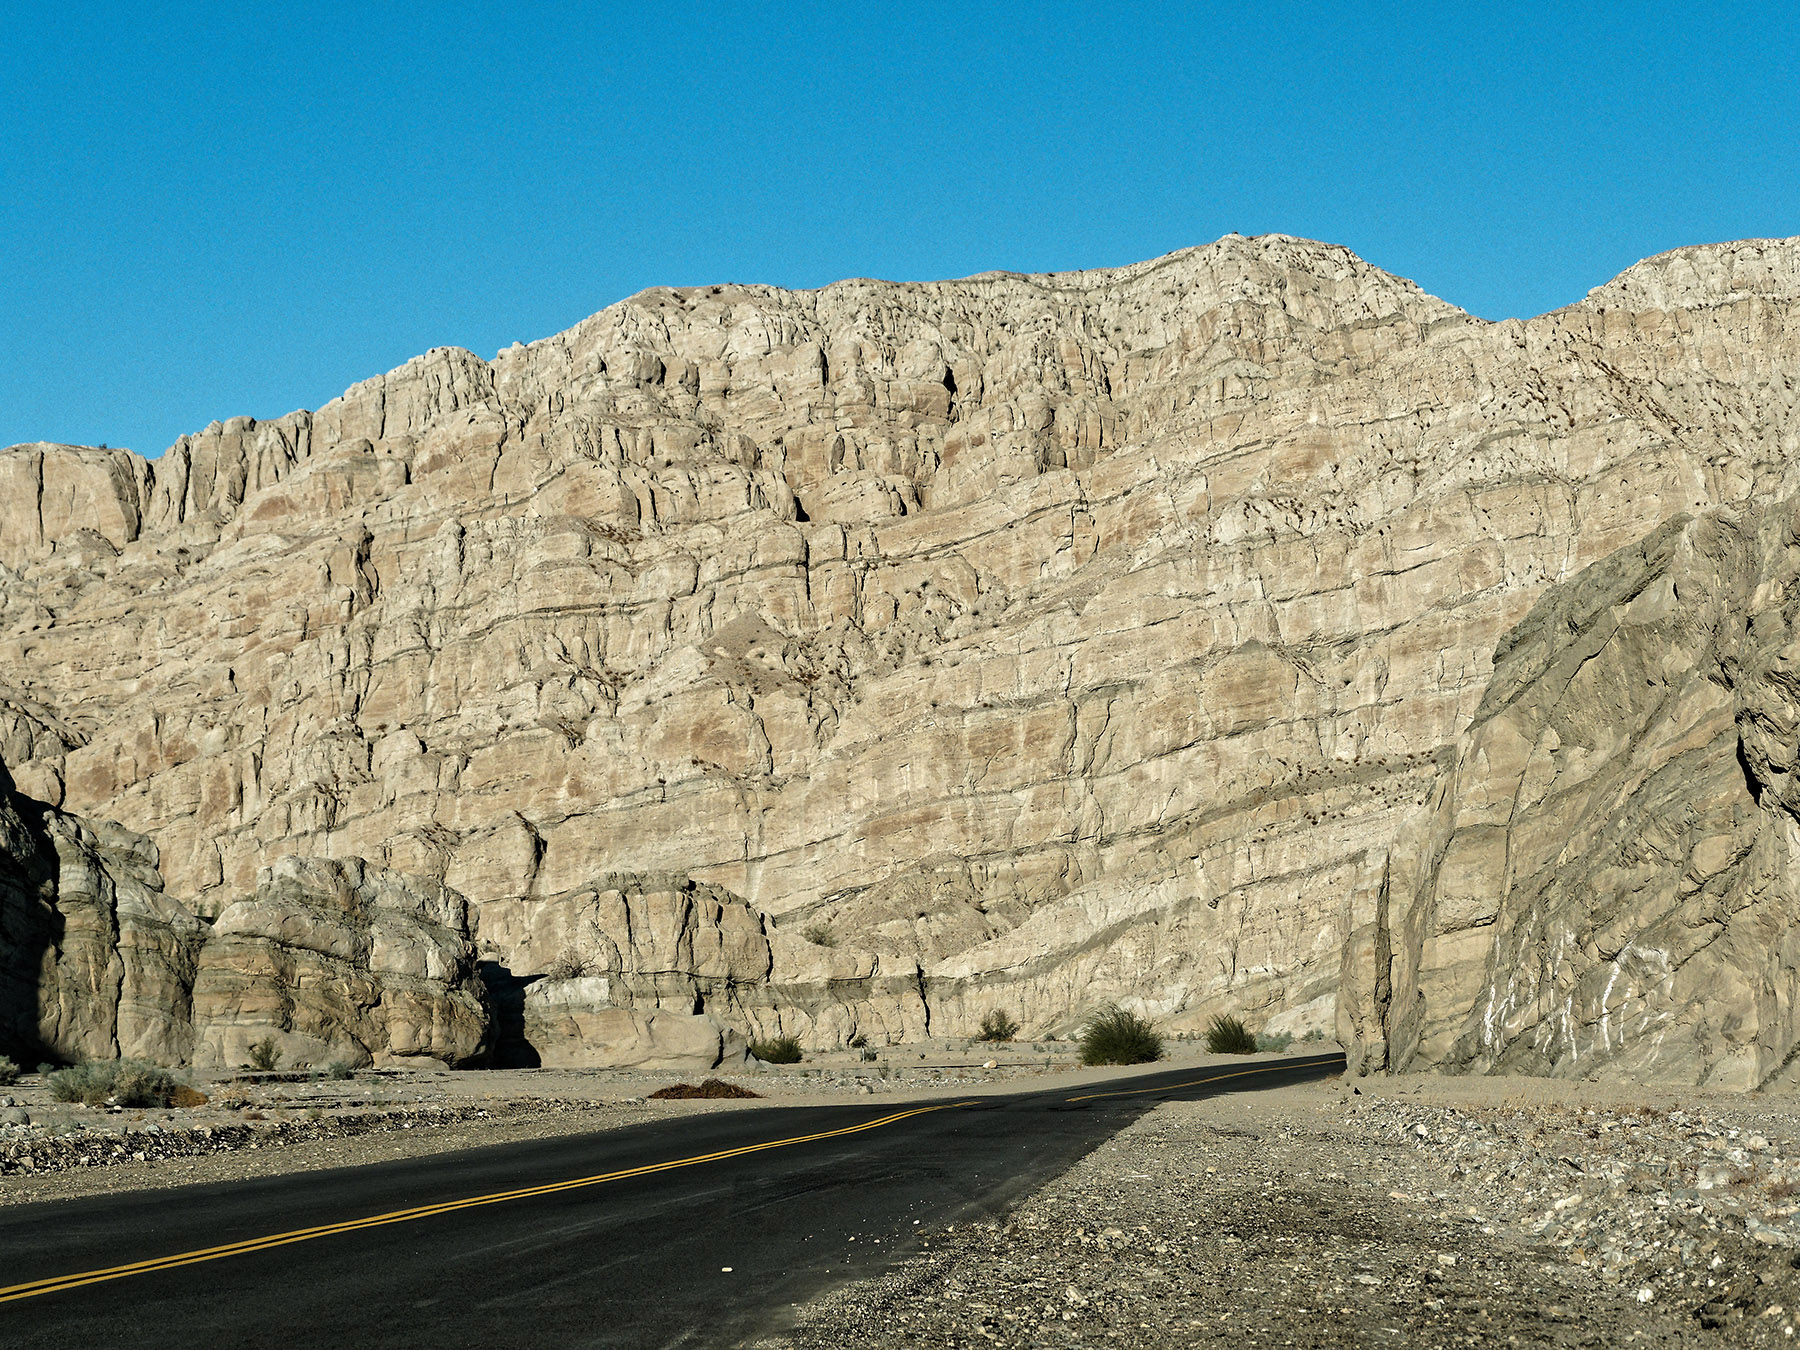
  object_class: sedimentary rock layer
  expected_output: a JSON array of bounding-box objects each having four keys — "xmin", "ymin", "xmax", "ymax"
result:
[{"xmin": 4, "ymin": 234, "xmax": 1799, "ymax": 1062}]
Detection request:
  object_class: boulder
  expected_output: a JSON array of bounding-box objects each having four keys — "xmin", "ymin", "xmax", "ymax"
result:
[
  {"xmin": 192, "ymin": 856, "xmax": 491, "ymax": 1069},
  {"xmin": 520, "ymin": 983, "xmax": 751, "ymax": 1071}
]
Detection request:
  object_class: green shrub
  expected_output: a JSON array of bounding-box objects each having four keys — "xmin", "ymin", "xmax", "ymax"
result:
[
  {"xmin": 46, "ymin": 1059, "xmax": 191, "ymax": 1107},
  {"xmin": 750, "ymin": 1036, "xmax": 803, "ymax": 1064},
  {"xmin": 1078, "ymin": 1005, "xmax": 1164, "ymax": 1066},
  {"xmin": 1301, "ymin": 1028, "xmax": 1326, "ymax": 1043},
  {"xmin": 323, "ymin": 1061, "xmax": 355, "ymax": 1081},
  {"xmin": 1204, "ymin": 1013, "xmax": 1256, "ymax": 1055},
  {"xmin": 1255, "ymin": 1030, "xmax": 1294, "ymax": 1053},
  {"xmin": 246, "ymin": 1037, "xmax": 282, "ymax": 1072},
  {"xmin": 977, "ymin": 1009, "xmax": 1020, "ymax": 1042},
  {"xmin": 0, "ymin": 1055, "xmax": 19, "ymax": 1086}
]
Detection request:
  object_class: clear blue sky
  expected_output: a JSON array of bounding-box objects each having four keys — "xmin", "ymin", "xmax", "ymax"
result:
[{"xmin": 4, "ymin": 2, "xmax": 1796, "ymax": 458}]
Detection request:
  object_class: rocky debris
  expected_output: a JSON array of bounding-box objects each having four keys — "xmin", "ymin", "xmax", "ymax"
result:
[
  {"xmin": 8, "ymin": 236, "xmax": 1800, "ymax": 1055},
  {"xmin": 192, "ymin": 856, "xmax": 492, "ymax": 1070},
  {"xmin": 1345, "ymin": 497, "xmax": 1800, "ymax": 1085},
  {"xmin": 0, "ymin": 1094, "xmax": 613, "ymax": 1179},
  {"xmin": 767, "ymin": 1082, "xmax": 1800, "ymax": 1348}
]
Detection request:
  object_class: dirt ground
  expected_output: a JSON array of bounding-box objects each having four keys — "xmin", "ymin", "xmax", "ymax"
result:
[{"xmin": 762, "ymin": 1073, "xmax": 1800, "ymax": 1348}]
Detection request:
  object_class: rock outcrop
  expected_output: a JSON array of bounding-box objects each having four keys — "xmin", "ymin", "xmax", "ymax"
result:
[
  {"xmin": 191, "ymin": 856, "xmax": 490, "ymax": 1069},
  {"xmin": 519, "ymin": 992, "xmax": 751, "ymax": 1072},
  {"xmin": 6, "ymin": 234, "xmax": 1800, "ymax": 1068},
  {"xmin": 486, "ymin": 872, "xmax": 929, "ymax": 1054},
  {"xmin": 0, "ymin": 756, "xmax": 202, "ymax": 1065},
  {"xmin": 1344, "ymin": 498, "xmax": 1800, "ymax": 1087}
]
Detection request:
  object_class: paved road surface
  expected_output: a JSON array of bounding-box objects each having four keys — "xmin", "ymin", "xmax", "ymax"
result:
[{"xmin": 0, "ymin": 1053, "xmax": 1344, "ymax": 1348}]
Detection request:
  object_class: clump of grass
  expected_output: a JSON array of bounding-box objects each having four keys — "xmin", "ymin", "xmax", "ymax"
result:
[
  {"xmin": 1078, "ymin": 1005, "xmax": 1164, "ymax": 1066},
  {"xmin": 1204, "ymin": 1014, "xmax": 1257, "ymax": 1055},
  {"xmin": 647, "ymin": 1079, "xmax": 762, "ymax": 1100},
  {"xmin": 977, "ymin": 1009, "xmax": 1020, "ymax": 1042},
  {"xmin": 46, "ymin": 1060, "xmax": 197, "ymax": 1108},
  {"xmin": 0, "ymin": 1055, "xmax": 19, "ymax": 1086},
  {"xmin": 750, "ymin": 1036, "xmax": 803, "ymax": 1064},
  {"xmin": 246, "ymin": 1037, "xmax": 282, "ymax": 1072},
  {"xmin": 1255, "ymin": 1030, "xmax": 1294, "ymax": 1053},
  {"xmin": 801, "ymin": 922, "xmax": 836, "ymax": 947},
  {"xmin": 543, "ymin": 951, "xmax": 595, "ymax": 980}
]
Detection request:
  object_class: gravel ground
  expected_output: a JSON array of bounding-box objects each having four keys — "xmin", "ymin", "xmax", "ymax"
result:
[{"xmin": 762, "ymin": 1077, "xmax": 1800, "ymax": 1348}]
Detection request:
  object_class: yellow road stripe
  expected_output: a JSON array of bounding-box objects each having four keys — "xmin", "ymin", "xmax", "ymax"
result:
[
  {"xmin": 0, "ymin": 1101, "xmax": 974, "ymax": 1306},
  {"xmin": 1063, "ymin": 1054, "xmax": 1344, "ymax": 1103}
]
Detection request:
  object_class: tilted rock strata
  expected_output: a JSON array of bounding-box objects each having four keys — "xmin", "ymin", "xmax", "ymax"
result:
[
  {"xmin": 4, "ymin": 235, "xmax": 1800, "ymax": 1059},
  {"xmin": 1343, "ymin": 500, "xmax": 1800, "ymax": 1087},
  {"xmin": 191, "ymin": 856, "xmax": 491, "ymax": 1069},
  {"xmin": 0, "ymin": 757, "xmax": 201, "ymax": 1065}
]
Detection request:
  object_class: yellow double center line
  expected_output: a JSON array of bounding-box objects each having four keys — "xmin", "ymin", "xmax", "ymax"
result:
[
  {"xmin": 3, "ymin": 1056, "xmax": 1346, "ymax": 1307},
  {"xmin": 0, "ymin": 1100, "xmax": 972, "ymax": 1306}
]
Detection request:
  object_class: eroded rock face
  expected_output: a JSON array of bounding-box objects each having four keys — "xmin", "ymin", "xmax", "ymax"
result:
[
  {"xmin": 1343, "ymin": 500, "xmax": 1800, "ymax": 1087},
  {"xmin": 191, "ymin": 856, "xmax": 490, "ymax": 1069},
  {"xmin": 488, "ymin": 872, "xmax": 929, "ymax": 1053},
  {"xmin": 519, "ymin": 991, "xmax": 751, "ymax": 1072},
  {"xmin": 6, "ymin": 235, "xmax": 1800, "ymax": 1052},
  {"xmin": 0, "ymin": 756, "xmax": 202, "ymax": 1066}
]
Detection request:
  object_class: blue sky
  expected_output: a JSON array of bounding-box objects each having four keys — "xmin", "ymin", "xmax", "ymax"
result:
[{"xmin": 4, "ymin": 2, "xmax": 1796, "ymax": 458}]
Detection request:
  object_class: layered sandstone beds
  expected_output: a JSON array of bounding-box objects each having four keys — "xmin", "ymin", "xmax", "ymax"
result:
[{"xmin": 3, "ymin": 234, "xmax": 1799, "ymax": 1081}]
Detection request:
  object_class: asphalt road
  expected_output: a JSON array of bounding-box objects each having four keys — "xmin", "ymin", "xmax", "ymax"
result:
[{"xmin": 0, "ymin": 1052, "xmax": 1344, "ymax": 1348}]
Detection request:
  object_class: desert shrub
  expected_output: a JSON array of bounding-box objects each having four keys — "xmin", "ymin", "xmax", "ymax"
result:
[
  {"xmin": 1078, "ymin": 1005, "xmax": 1164, "ymax": 1066},
  {"xmin": 543, "ymin": 951, "xmax": 594, "ymax": 980},
  {"xmin": 1301, "ymin": 1028, "xmax": 1326, "ymax": 1043},
  {"xmin": 46, "ymin": 1059, "xmax": 192, "ymax": 1107},
  {"xmin": 801, "ymin": 922, "xmax": 836, "ymax": 947},
  {"xmin": 750, "ymin": 1036, "xmax": 803, "ymax": 1064},
  {"xmin": 860, "ymin": 1049, "xmax": 878, "ymax": 1062},
  {"xmin": 246, "ymin": 1037, "xmax": 282, "ymax": 1072},
  {"xmin": 977, "ymin": 1009, "xmax": 1020, "ymax": 1042},
  {"xmin": 323, "ymin": 1061, "xmax": 355, "ymax": 1081},
  {"xmin": 1255, "ymin": 1030, "xmax": 1294, "ymax": 1053},
  {"xmin": 0, "ymin": 1055, "xmax": 19, "ymax": 1086},
  {"xmin": 847, "ymin": 1032, "xmax": 868, "ymax": 1049},
  {"xmin": 1204, "ymin": 1013, "xmax": 1257, "ymax": 1055},
  {"xmin": 647, "ymin": 1079, "xmax": 761, "ymax": 1100}
]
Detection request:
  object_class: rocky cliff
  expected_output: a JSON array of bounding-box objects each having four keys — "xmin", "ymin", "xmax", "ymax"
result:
[
  {"xmin": 1343, "ymin": 496, "xmax": 1800, "ymax": 1088},
  {"xmin": 5, "ymin": 233, "xmax": 1800, "ymax": 1072}
]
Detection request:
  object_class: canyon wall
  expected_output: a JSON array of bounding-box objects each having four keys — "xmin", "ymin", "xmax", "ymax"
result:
[{"xmin": 5, "ymin": 234, "xmax": 1800, "ymax": 1072}]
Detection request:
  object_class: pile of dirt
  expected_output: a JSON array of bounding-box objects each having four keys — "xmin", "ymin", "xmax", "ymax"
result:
[{"xmin": 647, "ymin": 1079, "xmax": 761, "ymax": 1100}]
